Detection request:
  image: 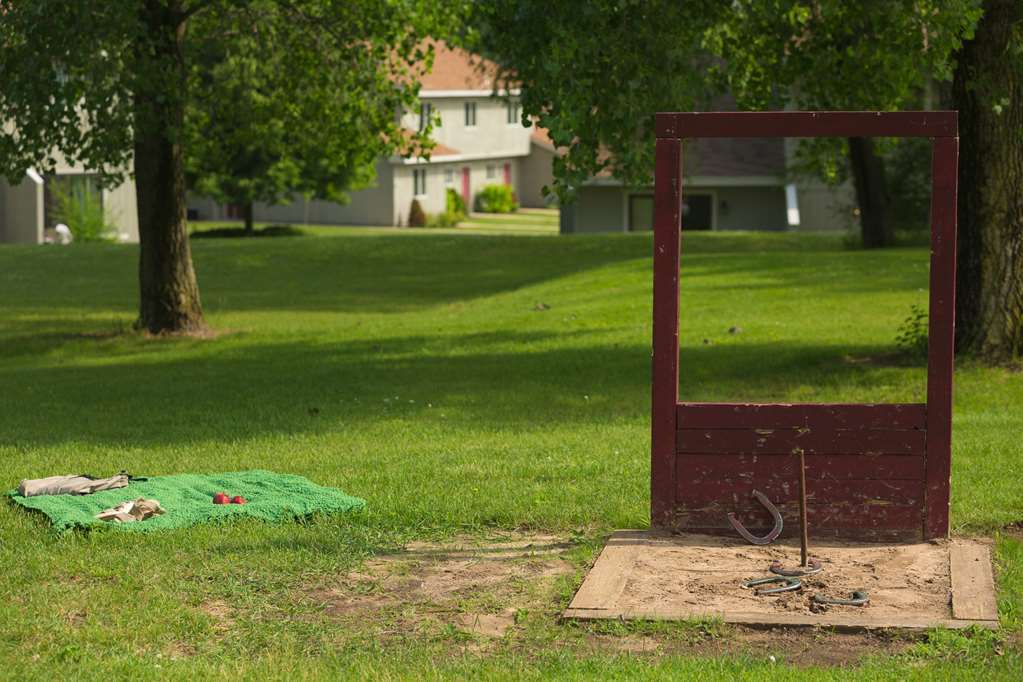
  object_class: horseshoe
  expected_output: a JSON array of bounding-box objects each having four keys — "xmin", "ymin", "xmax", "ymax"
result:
[
  {"xmin": 740, "ymin": 575, "xmax": 802, "ymax": 595},
  {"xmin": 813, "ymin": 590, "xmax": 870, "ymax": 607},
  {"xmin": 728, "ymin": 490, "xmax": 784, "ymax": 545},
  {"xmin": 770, "ymin": 557, "xmax": 823, "ymax": 577}
]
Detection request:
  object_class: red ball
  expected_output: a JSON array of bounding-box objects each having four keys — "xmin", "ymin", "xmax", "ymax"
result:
[
  {"xmin": 212, "ymin": 492, "xmax": 231, "ymax": 505},
  {"xmin": 231, "ymin": 495, "xmax": 247, "ymax": 505}
]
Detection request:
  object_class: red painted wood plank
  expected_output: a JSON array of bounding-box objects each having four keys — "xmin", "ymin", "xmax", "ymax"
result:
[
  {"xmin": 655, "ymin": 111, "xmax": 957, "ymax": 139},
  {"xmin": 671, "ymin": 498, "xmax": 923, "ymax": 533},
  {"xmin": 924, "ymin": 135, "xmax": 959, "ymax": 540},
  {"xmin": 679, "ymin": 453, "xmax": 925, "ymax": 482},
  {"xmin": 650, "ymin": 137, "xmax": 683, "ymax": 527},
  {"xmin": 669, "ymin": 526, "xmax": 922, "ymax": 543},
  {"xmin": 677, "ymin": 428, "xmax": 926, "ymax": 456},
  {"xmin": 677, "ymin": 477, "xmax": 924, "ymax": 508},
  {"xmin": 677, "ymin": 402, "xmax": 926, "ymax": 430}
]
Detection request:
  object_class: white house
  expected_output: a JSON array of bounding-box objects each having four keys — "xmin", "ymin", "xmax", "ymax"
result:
[
  {"xmin": 0, "ymin": 152, "xmax": 138, "ymax": 245},
  {"xmin": 560, "ymin": 98, "xmax": 856, "ymax": 234},
  {"xmin": 189, "ymin": 42, "xmax": 556, "ymax": 227}
]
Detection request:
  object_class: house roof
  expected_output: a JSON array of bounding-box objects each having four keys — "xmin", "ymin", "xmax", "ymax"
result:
[
  {"xmin": 530, "ymin": 126, "xmax": 559, "ymax": 152},
  {"xmin": 428, "ymin": 140, "xmax": 460, "ymax": 157},
  {"xmin": 683, "ymin": 96, "xmax": 785, "ymax": 177},
  {"xmin": 390, "ymin": 128, "xmax": 460, "ymax": 159},
  {"xmin": 588, "ymin": 96, "xmax": 785, "ymax": 183},
  {"xmin": 419, "ymin": 40, "xmax": 502, "ymax": 92},
  {"xmin": 685, "ymin": 137, "xmax": 786, "ymax": 177}
]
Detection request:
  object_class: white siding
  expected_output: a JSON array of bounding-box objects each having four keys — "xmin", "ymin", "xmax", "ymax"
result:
[
  {"xmin": 0, "ymin": 175, "xmax": 44, "ymax": 244},
  {"xmin": 404, "ymin": 96, "xmax": 532, "ymax": 159},
  {"xmin": 519, "ymin": 143, "xmax": 555, "ymax": 208}
]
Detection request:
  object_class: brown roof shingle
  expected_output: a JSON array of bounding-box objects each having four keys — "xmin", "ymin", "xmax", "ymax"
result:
[{"xmin": 419, "ymin": 40, "xmax": 501, "ymax": 91}]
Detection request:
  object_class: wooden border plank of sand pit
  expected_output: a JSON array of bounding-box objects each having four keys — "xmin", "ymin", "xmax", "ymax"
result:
[
  {"xmin": 563, "ymin": 531, "xmax": 999, "ymax": 631},
  {"xmin": 950, "ymin": 540, "xmax": 999, "ymax": 623}
]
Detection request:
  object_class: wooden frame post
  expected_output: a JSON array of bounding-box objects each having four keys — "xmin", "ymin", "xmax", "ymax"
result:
[
  {"xmin": 924, "ymin": 135, "xmax": 959, "ymax": 539},
  {"xmin": 651, "ymin": 111, "xmax": 959, "ymax": 540},
  {"xmin": 651, "ymin": 137, "xmax": 683, "ymax": 527}
]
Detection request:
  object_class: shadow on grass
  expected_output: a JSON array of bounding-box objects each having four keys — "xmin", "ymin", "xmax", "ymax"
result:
[
  {"xmin": 0, "ymin": 231, "xmax": 867, "ymax": 318},
  {"xmin": 191, "ymin": 225, "xmax": 307, "ymax": 239},
  {"xmin": 0, "ymin": 330, "xmax": 910, "ymax": 449}
]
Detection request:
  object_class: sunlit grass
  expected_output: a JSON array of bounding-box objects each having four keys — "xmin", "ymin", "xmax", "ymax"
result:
[{"xmin": 0, "ymin": 227, "xmax": 1020, "ymax": 678}]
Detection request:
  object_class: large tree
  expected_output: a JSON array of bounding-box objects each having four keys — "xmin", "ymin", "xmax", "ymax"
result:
[
  {"xmin": 951, "ymin": 0, "xmax": 1023, "ymax": 361},
  {"xmin": 0, "ymin": 1, "xmax": 445, "ymax": 333}
]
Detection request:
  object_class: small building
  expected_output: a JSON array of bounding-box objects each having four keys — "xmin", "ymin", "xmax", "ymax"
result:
[
  {"xmin": 189, "ymin": 41, "xmax": 556, "ymax": 227},
  {"xmin": 0, "ymin": 155, "xmax": 138, "ymax": 245},
  {"xmin": 559, "ymin": 107, "xmax": 856, "ymax": 234}
]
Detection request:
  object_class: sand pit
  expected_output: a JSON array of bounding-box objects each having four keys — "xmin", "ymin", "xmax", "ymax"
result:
[{"xmin": 565, "ymin": 531, "xmax": 997, "ymax": 630}]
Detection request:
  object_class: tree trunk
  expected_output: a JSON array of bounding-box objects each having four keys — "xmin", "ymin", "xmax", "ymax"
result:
[
  {"xmin": 848, "ymin": 137, "xmax": 894, "ymax": 248},
  {"xmin": 133, "ymin": 2, "xmax": 206, "ymax": 334},
  {"xmin": 952, "ymin": 0, "xmax": 1023, "ymax": 362},
  {"xmin": 243, "ymin": 201, "xmax": 254, "ymax": 235}
]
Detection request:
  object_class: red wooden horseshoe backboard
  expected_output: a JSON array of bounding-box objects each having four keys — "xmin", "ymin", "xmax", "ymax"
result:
[{"xmin": 651, "ymin": 111, "xmax": 958, "ymax": 541}]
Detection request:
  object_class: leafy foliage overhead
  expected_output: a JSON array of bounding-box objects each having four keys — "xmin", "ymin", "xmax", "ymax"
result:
[
  {"xmin": 472, "ymin": 0, "xmax": 730, "ymax": 200},
  {"xmin": 184, "ymin": 1, "xmax": 451, "ymax": 209},
  {"xmin": 472, "ymin": 0, "xmax": 982, "ymax": 197},
  {"xmin": 0, "ymin": 1, "xmax": 455, "ymax": 192}
]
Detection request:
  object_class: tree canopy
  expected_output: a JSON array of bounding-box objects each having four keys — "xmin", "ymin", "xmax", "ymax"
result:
[
  {"xmin": 184, "ymin": 2, "xmax": 442, "ymax": 233},
  {"xmin": 0, "ymin": 0, "xmax": 452, "ymax": 331}
]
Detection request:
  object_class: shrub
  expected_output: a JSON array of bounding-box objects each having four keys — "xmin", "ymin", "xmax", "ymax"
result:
[
  {"xmin": 424, "ymin": 188, "xmax": 466, "ymax": 227},
  {"xmin": 895, "ymin": 304, "xmax": 928, "ymax": 362},
  {"xmin": 474, "ymin": 184, "xmax": 518, "ymax": 213},
  {"xmin": 427, "ymin": 211, "xmax": 460, "ymax": 228},
  {"xmin": 446, "ymin": 187, "xmax": 467, "ymax": 220},
  {"xmin": 51, "ymin": 180, "xmax": 117, "ymax": 242},
  {"xmin": 408, "ymin": 198, "xmax": 426, "ymax": 227}
]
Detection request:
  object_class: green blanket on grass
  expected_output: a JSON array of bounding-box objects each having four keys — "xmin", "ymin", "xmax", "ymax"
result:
[{"xmin": 7, "ymin": 469, "xmax": 365, "ymax": 533}]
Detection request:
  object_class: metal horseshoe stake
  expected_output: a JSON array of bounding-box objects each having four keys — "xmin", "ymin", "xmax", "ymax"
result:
[{"xmin": 728, "ymin": 490, "xmax": 784, "ymax": 545}]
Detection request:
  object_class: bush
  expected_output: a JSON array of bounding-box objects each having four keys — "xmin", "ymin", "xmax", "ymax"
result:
[
  {"xmin": 446, "ymin": 187, "xmax": 467, "ymax": 219},
  {"xmin": 895, "ymin": 304, "xmax": 928, "ymax": 363},
  {"xmin": 426, "ymin": 188, "xmax": 467, "ymax": 227},
  {"xmin": 51, "ymin": 180, "xmax": 117, "ymax": 242},
  {"xmin": 408, "ymin": 198, "xmax": 426, "ymax": 227},
  {"xmin": 427, "ymin": 212, "xmax": 459, "ymax": 228},
  {"xmin": 474, "ymin": 184, "xmax": 518, "ymax": 213}
]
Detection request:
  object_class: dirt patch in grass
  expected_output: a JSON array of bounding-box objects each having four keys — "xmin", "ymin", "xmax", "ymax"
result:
[
  {"xmin": 580, "ymin": 622, "xmax": 912, "ymax": 666},
  {"xmin": 199, "ymin": 598, "xmax": 235, "ymax": 632},
  {"xmin": 301, "ymin": 533, "xmax": 919, "ymax": 666},
  {"xmin": 310, "ymin": 534, "xmax": 575, "ymax": 641},
  {"xmin": 697, "ymin": 626, "xmax": 911, "ymax": 667}
]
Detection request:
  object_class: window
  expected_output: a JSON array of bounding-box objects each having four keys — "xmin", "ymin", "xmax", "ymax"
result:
[
  {"xmin": 486, "ymin": 164, "xmax": 496, "ymax": 179},
  {"xmin": 413, "ymin": 168, "xmax": 427, "ymax": 196},
  {"xmin": 464, "ymin": 101, "xmax": 477, "ymax": 127},
  {"xmin": 444, "ymin": 168, "xmax": 454, "ymax": 185},
  {"xmin": 418, "ymin": 102, "xmax": 432, "ymax": 132},
  {"xmin": 506, "ymin": 100, "xmax": 520, "ymax": 125}
]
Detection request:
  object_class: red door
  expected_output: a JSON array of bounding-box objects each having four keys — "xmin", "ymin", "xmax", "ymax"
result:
[
  {"xmin": 461, "ymin": 167, "xmax": 471, "ymax": 205},
  {"xmin": 503, "ymin": 163, "xmax": 512, "ymax": 186}
]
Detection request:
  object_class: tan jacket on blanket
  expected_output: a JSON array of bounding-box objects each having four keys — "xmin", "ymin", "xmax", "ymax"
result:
[{"xmin": 17, "ymin": 474, "xmax": 129, "ymax": 497}]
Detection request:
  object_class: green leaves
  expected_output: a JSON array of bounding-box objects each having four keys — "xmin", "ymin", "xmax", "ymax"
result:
[
  {"xmin": 471, "ymin": 0, "xmax": 984, "ymax": 201},
  {"xmin": 183, "ymin": 1, "xmax": 457, "ymax": 208}
]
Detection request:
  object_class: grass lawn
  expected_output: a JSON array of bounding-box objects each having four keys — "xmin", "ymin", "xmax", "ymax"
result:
[{"xmin": 0, "ymin": 225, "xmax": 1020, "ymax": 679}]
